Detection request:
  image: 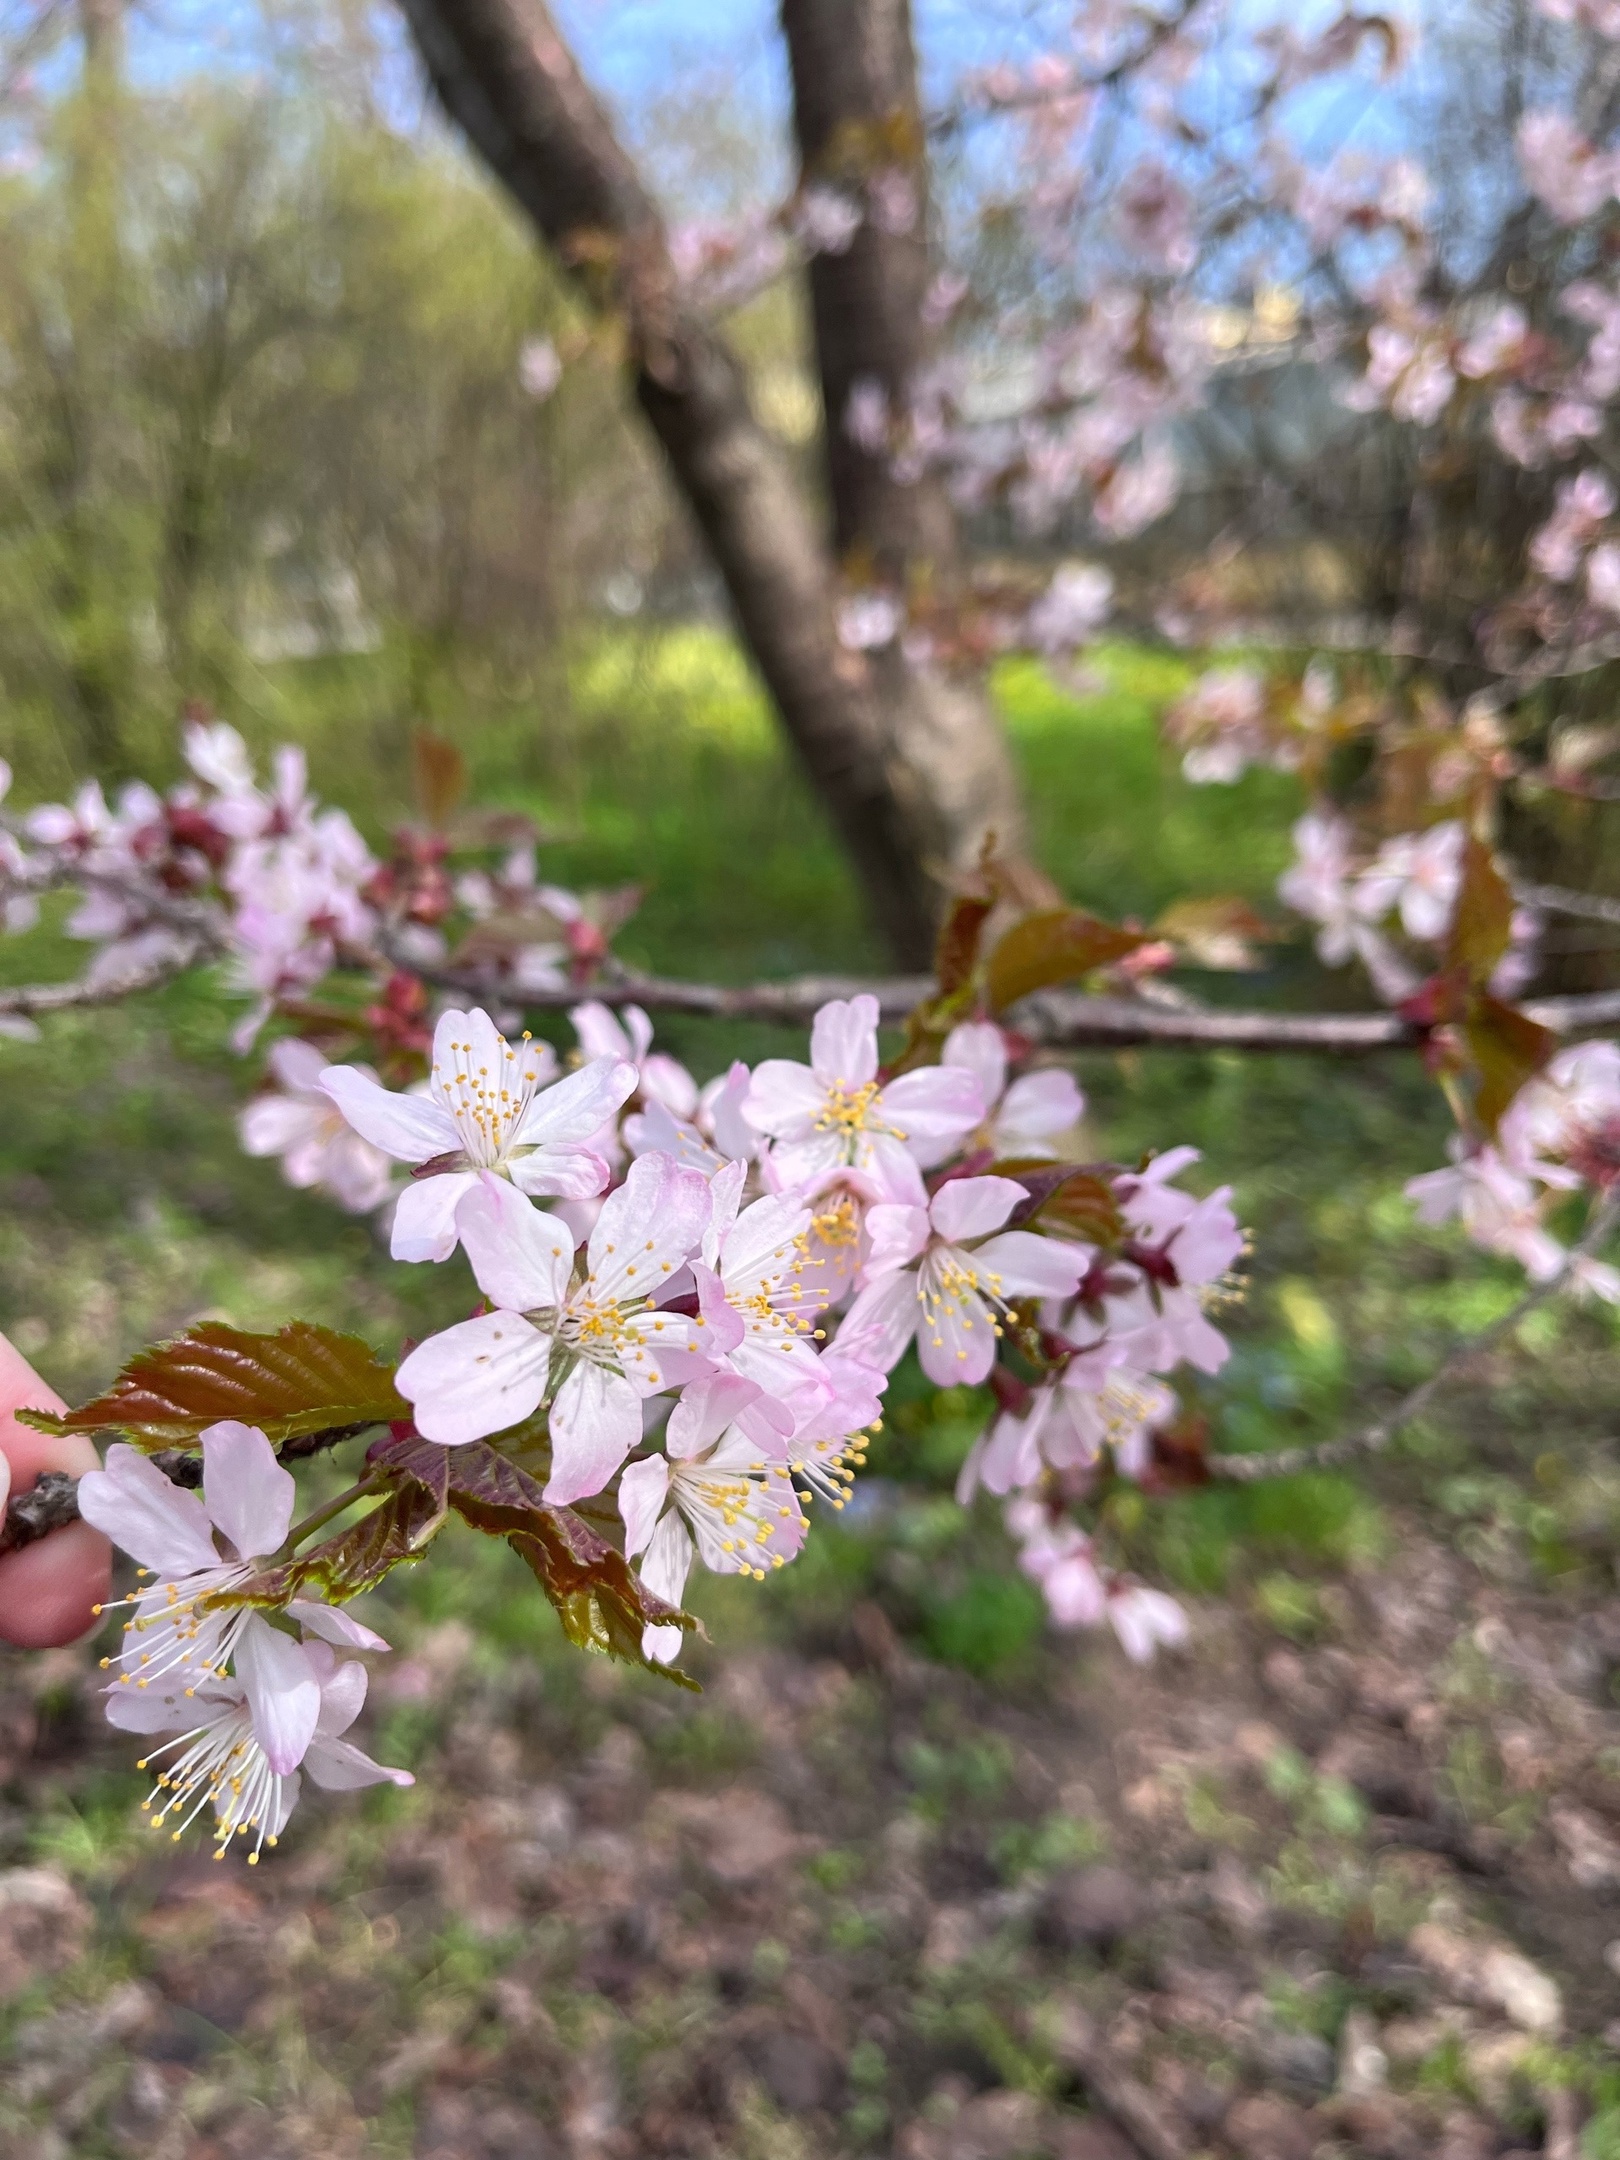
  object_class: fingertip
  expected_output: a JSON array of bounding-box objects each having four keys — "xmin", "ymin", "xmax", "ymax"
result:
[{"xmin": 0, "ymin": 1523, "xmax": 113, "ymax": 1649}]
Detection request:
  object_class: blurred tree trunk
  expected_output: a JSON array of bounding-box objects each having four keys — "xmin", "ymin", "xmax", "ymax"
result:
[{"xmin": 394, "ymin": 0, "xmax": 1039, "ymax": 965}]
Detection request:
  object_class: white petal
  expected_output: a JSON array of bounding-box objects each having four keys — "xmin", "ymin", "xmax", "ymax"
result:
[
  {"xmin": 545, "ymin": 1360, "xmax": 643, "ymax": 1505},
  {"xmin": 390, "ymin": 1169, "xmax": 476, "ymax": 1264},
  {"xmin": 666, "ymin": 1372, "xmax": 763, "ymax": 1459},
  {"xmin": 585, "ymin": 1151, "xmax": 710, "ymax": 1302},
  {"xmin": 639, "ymin": 1509, "xmax": 694, "ymax": 1613},
  {"xmin": 318, "ymin": 1064, "xmax": 456, "ymax": 1163},
  {"xmin": 972, "ymin": 1230, "xmax": 1088, "ymax": 1298},
  {"xmin": 942, "ymin": 1020, "xmax": 1007, "ymax": 1109},
  {"xmin": 456, "ymin": 1175, "xmax": 575, "ymax": 1311},
  {"xmin": 305, "ymin": 1733, "xmax": 414, "ymax": 1789},
  {"xmin": 719, "ymin": 1190, "xmax": 809, "ymax": 1288},
  {"xmin": 863, "ymin": 1202, "xmax": 930, "ymax": 1276},
  {"xmin": 104, "ymin": 1685, "xmax": 204, "ymax": 1734},
  {"xmin": 742, "ymin": 1060, "xmax": 825, "ymax": 1139},
  {"xmin": 200, "ymin": 1422, "xmax": 295, "ymax": 1560},
  {"xmin": 238, "ymin": 1096, "xmax": 323, "ymax": 1159},
  {"xmin": 396, "ymin": 1312, "xmax": 551, "ymax": 1445},
  {"xmin": 617, "ymin": 1453, "xmax": 670, "ymax": 1557},
  {"xmin": 810, "ymin": 994, "xmax": 880, "ymax": 1087},
  {"xmin": 508, "ymin": 1146, "xmax": 611, "ymax": 1199},
  {"xmin": 917, "ymin": 1281, "xmax": 997, "ymax": 1386},
  {"xmin": 513, "ymin": 1054, "xmax": 638, "ymax": 1148},
  {"xmin": 997, "ymin": 1069, "xmax": 1083, "ymax": 1143},
  {"xmin": 313, "ymin": 1656, "xmax": 368, "ymax": 1736},
  {"xmin": 77, "ymin": 1446, "xmax": 220, "ymax": 1577},
  {"xmin": 288, "ymin": 1598, "xmax": 390, "ymax": 1652},
  {"xmin": 236, "ymin": 1614, "xmax": 322, "ymax": 1776},
  {"xmin": 928, "ymin": 1175, "xmax": 1025, "ymax": 1244}
]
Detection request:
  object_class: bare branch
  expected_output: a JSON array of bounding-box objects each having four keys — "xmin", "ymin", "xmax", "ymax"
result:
[
  {"xmin": 1207, "ymin": 1191, "xmax": 1620, "ymax": 1483},
  {"xmin": 377, "ymin": 939, "xmax": 1620, "ymax": 1051},
  {"xmin": 1516, "ymin": 882, "xmax": 1620, "ymax": 931},
  {"xmin": 0, "ymin": 937, "xmax": 207, "ymax": 1017}
]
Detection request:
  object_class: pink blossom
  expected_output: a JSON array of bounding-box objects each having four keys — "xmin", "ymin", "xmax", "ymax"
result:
[
  {"xmin": 845, "ymin": 378, "xmax": 891, "ymax": 453},
  {"xmin": 395, "ymin": 1155, "xmax": 711, "ymax": 1496},
  {"xmin": 1587, "ymin": 540, "xmax": 1620, "ymax": 616},
  {"xmin": 1530, "ymin": 469, "xmax": 1616, "ymax": 581},
  {"xmin": 108, "ymin": 1623, "xmax": 409, "ymax": 1860},
  {"xmin": 320, "ymin": 1007, "xmax": 634, "ymax": 1263},
  {"xmin": 790, "ymin": 185, "xmax": 862, "ymax": 256},
  {"xmin": 78, "ymin": 1424, "xmax": 298, "ymax": 1691},
  {"xmin": 518, "ymin": 336, "xmax": 561, "ymax": 400},
  {"xmin": 961, "ymin": 1368, "xmax": 1175, "ymax": 1499},
  {"xmin": 1025, "ymin": 563, "xmax": 1113, "ymax": 652},
  {"xmin": 942, "ymin": 1021, "xmax": 1083, "ymax": 1158},
  {"xmin": 1166, "ymin": 665, "xmax": 1268, "ymax": 784},
  {"xmin": 743, "ymin": 994, "xmax": 982, "ymax": 1196},
  {"xmin": 1455, "ymin": 303, "xmax": 1529, "ymax": 380},
  {"xmin": 837, "ymin": 1175, "xmax": 1087, "ymax": 1385},
  {"xmin": 1106, "ymin": 1583, "xmax": 1190, "ymax": 1662},
  {"xmin": 240, "ymin": 1041, "xmax": 395, "ymax": 1213},
  {"xmin": 837, "ymin": 591, "xmax": 903, "ymax": 651},
  {"xmin": 620, "ymin": 1373, "xmax": 808, "ymax": 1663},
  {"xmin": 1355, "ymin": 821, "xmax": 1465, "ymax": 942},
  {"xmin": 1517, "ymin": 110, "xmax": 1618, "ymax": 223},
  {"xmin": 1092, "ymin": 441, "xmax": 1180, "ymax": 537},
  {"xmin": 1005, "ymin": 1496, "xmax": 1107, "ymax": 1627}
]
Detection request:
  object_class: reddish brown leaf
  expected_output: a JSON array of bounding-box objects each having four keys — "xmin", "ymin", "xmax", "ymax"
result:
[
  {"xmin": 19, "ymin": 1323, "xmax": 407, "ymax": 1450},
  {"xmin": 508, "ymin": 1515, "xmax": 699, "ymax": 1690},
  {"xmin": 986, "ymin": 909, "xmax": 1146, "ymax": 1013},
  {"xmin": 1444, "ymin": 835, "xmax": 1515, "ymax": 983},
  {"xmin": 209, "ymin": 1480, "xmax": 446, "ymax": 1610},
  {"xmin": 1465, "ymin": 994, "xmax": 1557, "ymax": 1136},
  {"xmin": 411, "ymin": 729, "xmax": 468, "ymax": 828},
  {"xmin": 935, "ymin": 887, "xmax": 996, "ymax": 1000},
  {"xmin": 366, "ymin": 1430, "xmax": 451, "ymax": 1512},
  {"xmin": 998, "ymin": 1162, "xmax": 1125, "ymax": 1247}
]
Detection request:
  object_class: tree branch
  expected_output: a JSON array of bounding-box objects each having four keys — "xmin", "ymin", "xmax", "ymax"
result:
[
  {"xmin": 1207, "ymin": 1191, "xmax": 1620, "ymax": 1482},
  {"xmin": 0, "ymin": 936, "xmax": 207, "ymax": 1017}
]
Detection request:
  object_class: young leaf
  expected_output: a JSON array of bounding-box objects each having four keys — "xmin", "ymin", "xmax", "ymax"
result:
[
  {"xmin": 934, "ymin": 885, "xmax": 997, "ymax": 1000},
  {"xmin": 411, "ymin": 728, "xmax": 467, "ymax": 828},
  {"xmin": 1444, "ymin": 836, "xmax": 1514, "ymax": 983},
  {"xmin": 508, "ymin": 1515, "xmax": 700, "ymax": 1691},
  {"xmin": 209, "ymin": 1481, "xmax": 446, "ymax": 1610},
  {"xmin": 366, "ymin": 1430, "xmax": 451, "ymax": 1512},
  {"xmin": 18, "ymin": 1323, "xmax": 407, "ymax": 1450},
  {"xmin": 999, "ymin": 1162, "xmax": 1124, "ymax": 1246},
  {"xmin": 986, "ymin": 909, "xmax": 1146, "ymax": 1013},
  {"xmin": 1154, "ymin": 895, "xmax": 1275, "ymax": 971},
  {"xmin": 1465, "ymin": 994, "xmax": 1557, "ymax": 1136}
]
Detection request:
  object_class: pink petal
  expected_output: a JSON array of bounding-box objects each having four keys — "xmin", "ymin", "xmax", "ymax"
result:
[
  {"xmin": 835, "ymin": 1271, "xmax": 919, "ymax": 1374},
  {"xmin": 508, "ymin": 1146, "xmax": 612, "ymax": 1200},
  {"xmin": 880, "ymin": 1066, "xmax": 984, "ymax": 1161},
  {"xmin": 742, "ymin": 1059, "xmax": 826, "ymax": 1139},
  {"xmin": 942, "ymin": 1020, "xmax": 1007, "ymax": 1108},
  {"xmin": 318, "ymin": 1065, "xmax": 456, "ymax": 1163},
  {"xmin": 586, "ymin": 1151, "xmax": 710, "ymax": 1303},
  {"xmin": 236, "ymin": 1613, "xmax": 322, "ymax": 1776},
  {"xmin": 917, "ymin": 1282, "xmax": 997, "ymax": 1386},
  {"xmin": 810, "ymin": 994, "xmax": 879, "ymax": 1088},
  {"xmin": 928, "ymin": 1175, "xmax": 1025, "ymax": 1244},
  {"xmin": 289, "ymin": 1598, "xmax": 390, "ymax": 1652},
  {"xmin": 77, "ymin": 1445, "xmax": 220, "ymax": 1577},
  {"xmin": 997, "ymin": 1068, "xmax": 1084, "ymax": 1140},
  {"xmin": 972, "ymin": 1230, "xmax": 1089, "ymax": 1298},
  {"xmin": 396, "ymin": 1312, "xmax": 551, "ymax": 1445},
  {"xmin": 200, "ymin": 1421, "xmax": 296, "ymax": 1561},
  {"xmin": 313, "ymin": 1655, "xmax": 368, "ymax": 1736},
  {"xmin": 666, "ymin": 1372, "xmax": 763, "ymax": 1459},
  {"xmin": 545, "ymin": 1361, "xmax": 643, "ymax": 1505},
  {"xmin": 456, "ymin": 1175, "xmax": 575, "ymax": 1312},
  {"xmin": 863, "ymin": 1201, "xmax": 930, "ymax": 1276}
]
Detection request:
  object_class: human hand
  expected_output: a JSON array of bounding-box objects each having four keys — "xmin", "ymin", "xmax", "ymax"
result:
[{"xmin": 0, "ymin": 1332, "xmax": 111, "ymax": 1647}]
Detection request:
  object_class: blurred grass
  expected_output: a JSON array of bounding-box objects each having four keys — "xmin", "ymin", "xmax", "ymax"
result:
[{"xmin": 1, "ymin": 627, "xmax": 1617, "ymax": 1679}]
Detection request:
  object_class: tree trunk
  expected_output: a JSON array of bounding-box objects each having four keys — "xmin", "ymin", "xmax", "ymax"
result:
[{"xmin": 393, "ymin": 0, "xmax": 1038, "ymax": 963}]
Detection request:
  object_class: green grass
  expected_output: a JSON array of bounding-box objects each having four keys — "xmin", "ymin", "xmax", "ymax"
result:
[{"xmin": 1, "ymin": 626, "xmax": 1616, "ymax": 1662}]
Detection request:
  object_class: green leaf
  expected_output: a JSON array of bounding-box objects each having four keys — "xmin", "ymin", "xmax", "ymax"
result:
[
  {"xmin": 209, "ymin": 1480, "xmax": 446, "ymax": 1610},
  {"xmin": 1444, "ymin": 835, "xmax": 1514, "ymax": 983},
  {"xmin": 1465, "ymin": 994, "xmax": 1557, "ymax": 1136},
  {"xmin": 985, "ymin": 908, "xmax": 1145, "ymax": 1013},
  {"xmin": 18, "ymin": 1323, "xmax": 407, "ymax": 1451}
]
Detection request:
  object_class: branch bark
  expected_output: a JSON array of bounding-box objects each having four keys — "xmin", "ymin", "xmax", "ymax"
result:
[{"xmin": 392, "ymin": 0, "xmax": 1033, "ymax": 961}]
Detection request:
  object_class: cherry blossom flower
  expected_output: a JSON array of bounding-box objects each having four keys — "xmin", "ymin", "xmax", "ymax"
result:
[
  {"xmin": 942, "ymin": 1022, "xmax": 1083, "ymax": 1159},
  {"xmin": 789, "ymin": 183, "xmax": 862, "ymax": 256},
  {"xmin": 620, "ymin": 1373, "xmax": 808, "ymax": 1662},
  {"xmin": 1106, "ymin": 1582, "xmax": 1191, "ymax": 1662},
  {"xmin": 690, "ymin": 1164, "xmax": 824, "ymax": 1412},
  {"xmin": 518, "ymin": 335, "xmax": 562, "ymax": 400},
  {"xmin": 1005, "ymin": 1495, "xmax": 1107, "ymax": 1627},
  {"xmin": 743, "ymin": 994, "xmax": 982, "ymax": 1197},
  {"xmin": 1404, "ymin": 1143, "xmax": 1612, "ymax": 1290},
  {"xmin": 571, "ymin": 1000, "xmax": 698, "ymax": 1118},
  {"xmin": 320, "ymin": 1006, "xmax": 634, "ymax": 1263},
  {"xmin": 1530, "ymin": 469, "xmax": 1616, "ymax": 581},
  {"xmin": 108, "ymin": 1623, "xmax": 410, "ymax": 1861},
  {"xmin": 1165, "ymin": 666, "xmax": 1269, "ymax": 784},
  {"xmin": 1355, "ymin": 821, "xmax": 1464, "ymax": 941},
  {"xmin": 395, "ymin": 1155, "xmax": 711, "ymax": 1497},
  {"xmin": 78, "ymin": 1424, "xmax": 297, "ymax": 1691},
  {"xmin": 1499, "ymin": 1040, "xmax": 1620, "ymax": 1186},
  {"xmin": 239, "ymin": 1041, "xmax": 395, "ymax": 1213},
  {"xmin": 1092, "ymin": 441, "xmax": 1180, "ymax": 538},
  {"xmin": 1060, "ymin": 1149, "xmax": 1240, "ymax": 1376},
  {"xmin": 961, "ymin": 1368, "xmax": 1176, "ymax": 1499},
  {"xmin": 1025, "ymin": 563, "xmax": 1113, "ymax": 652},
  {"xmin": 838, "ymin": 1176, "xmax": 1089, "ymax": 1385},
  {"xmin": 1516, "ymin": 110, "xmax": 1618, "ymax": 224}
]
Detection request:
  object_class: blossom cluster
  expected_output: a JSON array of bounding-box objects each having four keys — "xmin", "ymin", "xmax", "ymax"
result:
[
  {"xmin": 1277, "ymin": 814, "xmax": 1539, "ymax": 1008},
  {"xmin": 300, "ymin": 994, "xmax": 1241, "ymax": 1659},
  {"xmin": 1406, "ymin": 1041, "xmax": 1620, "ymax": 1302}
]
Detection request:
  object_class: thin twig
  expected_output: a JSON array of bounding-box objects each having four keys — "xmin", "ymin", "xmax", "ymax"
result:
[
  {"xmin": 0, "ymin": 940, "xmax": 206, "ymax": 1017},
  {"xmin": 1207, "ymin": 1192, "xmax": 1620, "ymax": 1482},
  {"xmin": 1516, "ymin": 881, "xmax": 1620, "ymax": 931}
]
